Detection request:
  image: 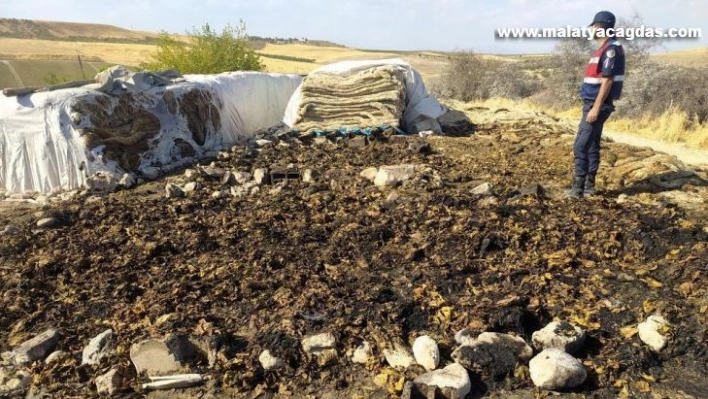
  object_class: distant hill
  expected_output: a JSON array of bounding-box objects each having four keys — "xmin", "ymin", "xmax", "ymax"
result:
[{"xmin": 0, "ymin": 18, "xmax": 158, "ymax": 44}]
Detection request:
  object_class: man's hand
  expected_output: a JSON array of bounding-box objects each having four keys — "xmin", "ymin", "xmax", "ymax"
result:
[{"xmin": 586, "ymin": 107, "xmax": 600, "ymax": 123}]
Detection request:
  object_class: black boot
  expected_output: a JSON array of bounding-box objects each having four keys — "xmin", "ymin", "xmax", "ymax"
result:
[
  {"xmin": 565, "ymin": 176, "xmax": 585, "ymax": 198},
  {"xmin": 584, "ymin": 174, "xmax": 597, "ymax": 196}
]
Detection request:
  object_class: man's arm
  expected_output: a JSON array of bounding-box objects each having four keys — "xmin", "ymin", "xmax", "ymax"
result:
[{"xmin": 587, "ymin": 77, "xmax": 613, "ymax": 123}]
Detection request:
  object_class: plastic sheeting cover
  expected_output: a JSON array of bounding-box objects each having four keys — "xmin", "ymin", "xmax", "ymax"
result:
[
  {"xmin": 0, "ymin": 72, "xmax": 302, "ymax": 194},
  {"xmin": 283, "ymin": 58, "xmax": 446, "ymax": 133}
]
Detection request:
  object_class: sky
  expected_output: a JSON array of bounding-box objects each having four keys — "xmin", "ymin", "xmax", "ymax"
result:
[{"xmin": 1, "ymin": 0, "xmax": 706, "ymax": 54}]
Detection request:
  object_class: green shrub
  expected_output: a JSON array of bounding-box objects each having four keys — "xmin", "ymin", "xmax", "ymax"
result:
[{"xmin": 141, "ymin": 21, "xmax": 264, "ymax": 74}]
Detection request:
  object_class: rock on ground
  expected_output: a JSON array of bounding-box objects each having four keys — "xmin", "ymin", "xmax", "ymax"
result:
[
  {"xmin": 5, "ymin": 328, "xmax": 59, "ymax": 365},
  {"xmin": 532, "ymin": 321, "xmax": 587, "ymax": 354},
  {"xmin": 412, "ymin": 336, "xmax": 440, "ymax": 371},
  {"xmin": 452, "ymin": 341, "xmax": 518, "ymax": 380},
  {"xmin": 82, "ymin": 329, "xmax": 114, "ymax": 365},
  {"xmin": 373, "ymin": 165, "xmax": 420, "ymax": 188},
  {"xmin": 259, "ymin": 350, "xmax": 285, "ymax": 371},
  {"xmin": 301, "ymin": 333, "xmax": 337, "ymax": 357},
  {"xmin": 36, "ymin": 217, "xmax": 60, "ymax": 228},
  {"xmin": 360, "ymin": 167, "xmax": 379, "ymax": 182},
  {"xmin": 119, "ymin": 173, "xmax": 136, "ymax": 189},
  {"xmin": 529, "ymin": 349, "xmax": 587, "ymax": 390},
  {"xmin": 471, "ymin": 182, "xmax": 494, "ymax": 195},
  {"xmin": 351, "ymin": 341, "xmax": 373, "ymax": 365},
  {"xmin": 165, "ymin": 183, "xmax": 185, "ymax": 198},
  {"xmin": 383, "ymin": 343, "xmax": 415, "ymax": 369},
  {"xmin": 412, "ymin": 363, "xmax": 472, "ymax": 399},
  {"xmin": 0, "ymin": 367, "xmax": 31, "ymax": 397},
  {"xmin": 95, "ymin": 367, "xmax": 124, "ymax": 396},
  {"xmin": 456, "ymin": 332, "xmax": 533, "ymax": 362},
  {"xmin": 638, "ymin": 315, "xmax": 671, "ymax": 352},
  {"xmin": 129, "ymin": 339, "xmax": 188, "ymax": 376}
]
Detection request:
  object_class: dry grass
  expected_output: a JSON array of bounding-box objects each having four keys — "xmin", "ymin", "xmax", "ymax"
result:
[
  {"xmin": 464, "ymin": 97, "xmax": 708, "ymax": 150},
  {"xmin": 259, "ymin": 43, "xmax": 399, "ymax": 64},
  {"xmin": 0, "ymin": 38, "xmax": 154, "ymax": 66},
  {"xmin": 651, "ymin": 47, "xmax": 708, "ymax": 68}
]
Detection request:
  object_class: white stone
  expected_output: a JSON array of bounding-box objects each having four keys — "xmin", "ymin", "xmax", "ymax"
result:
[
  {"xmin": 254, "ymin": 169, "xmax": 268, "ymax": 185},
  {"xmin": 129, "ymin": 340, "xmax": 183, "ymax": 376},
  {"xmin": 37, "ymin": 217, "xmax": 59, "ymax": 229},
  {"xmin": 256, "ymin": 139, "xmax": 273, "ymax": 147},
  {"xmin": 184, "ymin": 169, "xmax": 198, "ymax": 179},
  {"xmin": 532, "ymin": 321, "xmax": 587, "ymax": 354},
  {"xmin": 234, "ymin": 172, "xmax": 253, "ymax": 185},
  {"xmin": 0, "ymin": 369, "xmax": 31, "ymax": 395},
  {"xmin": 383, "ymin": 343, "xmax": 415, "ymax": 369},
  {"xmin": 301, "ymin": 333, "xmax": 337, "ymax": 356},
  {"xmin": 374, "ymin": 165, "xmax": 419, "ymax": 188},
  {"xmin": 141, "ymin": 167, "xmax": 161, "ymax": 180},
  {"xmin": 454, "ymin": 329, "xmax": 474, "ymax": 345},
  {"xmin": 259, "ymin": 350, "xmax": 285, "ymax": 371},
  {"xmin": 82, "ymin": 329, "xmax": 114, "ymax": 365},
  {"xmin": 413, "ymin": 336, "xmax": 440, "ymax": 371},
  {"xmin": 217, "ymin": 151, "xmax": 231, "ymax": 160},
  {"xmin": 95, "ymin": 367, "xmax": 123, "ymax": 395},
  {"xmin": 471, "ymin": 182, "xmax": 494, "ymax": 196},
  {"xmin": 638, "ymin": 315, "xmax": 671, "ymax": 352},
  {"xmin": 413, "ymin": 363, "xmax": 471, "ymax": 399},
  {"xmin": 142, "ymin": 374, "xmax": 204, "ymax": 391},
  {"xmin": 45, "ymin": 350, "xmax": 69, "ymax": 365},
  {"xmin": 529, "ymin": 349, "xmax": 587, "ymax": 390},
  {"xmin": 351, "ymin": 341, "xmax": 373, "ymax": 364},
  {"xmin": 183, "ymin": 182, "xmax": 201, "ymax": 194},
  {"xmin": 211, "ymin": 190, "xmax": 226, "ymax": 199},
  {"xmin": 302, "ymin": 169, "xmax": 315, "ymax": 184},
  {"xmin": 165, "ymin": 183, "xmax": 185, "ymax": 198},
  {"xmin": 119, "ymin": 173, "xmax": 136, "ymax": 189},
  {"xmin": 360, "ymin": 167, "xmax": 379, "ymax": 182}
]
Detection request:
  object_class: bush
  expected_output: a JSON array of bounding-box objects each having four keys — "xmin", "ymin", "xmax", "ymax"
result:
[
  {"xmin": 141, "ymin": 22, "xmax": 264, "ymax": 74},
  {"xmin": 429, "ymin": 51, "xmax": 542, "ymax": 102}
]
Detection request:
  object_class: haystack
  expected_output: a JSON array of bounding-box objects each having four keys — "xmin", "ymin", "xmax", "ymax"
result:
[{"xmin": 292, "ymin": 65, "xmax": 407, "ymax": 132}]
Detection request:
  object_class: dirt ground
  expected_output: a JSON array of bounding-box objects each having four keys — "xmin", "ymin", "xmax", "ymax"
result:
[{"xmin": 0, "ymin": 110, "xmax": 706, "ymax": 399}]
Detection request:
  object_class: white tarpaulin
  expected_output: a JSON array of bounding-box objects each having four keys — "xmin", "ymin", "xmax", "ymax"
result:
[
  {"xmin": 283, "ymin": 58, "xmax": 446, "ymax": 133},
  {"xmin": 0, "ymin": 72, "xmax": 302, "ymax": 194}
]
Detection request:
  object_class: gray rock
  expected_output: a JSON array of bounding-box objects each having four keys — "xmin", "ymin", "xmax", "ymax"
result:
[
  {"xmin": 638, "ymin": 315, "xmax": 671, "ymax": 352},
  {"xmin": 86, "ymin": 173, "xmax": 118, "ymax": 192},
  {"xmin": 413, "ymin": 363, "xmax": 471, "ymax": 399},
  {"xmin": 301, "ymin": 333, "xmax": 337, "ymax": 357},
  {"xmin": 82, "ymin": 329, "xmax": 114, "ymax": 365},
  {"xmin": 95, "ymin": 367, "xmax": 124, "ymax": 396},
  {"xmin": 458, "ymin": 332, "xmax": 533, "ymax": 362},
  {"xmin": 383, "ymin": 343, "xmax": 415, "ymax": 369},
  {"xmin": 471, "ymin": 182, "xmax": 494, "ymax": 196},
  {"xmin": 119, "ymin": 173, "xmax": 136, "ymax": 189},
  {"xmin": 8, "ymin": 328, "xmax": 59, "ymax": 365},
  {"xmin": 37, "ymin": 217, "xmax": 59, "ymax": 229},
  {"xmin": 374, "ymin": 165, "xmax": 419, "ymax": 187},
  {"xmin": 351, "ymin": 341, "xmax": 373, "ymax": 365},
  {"xmin": 203, "ymin": 167, "xmax": 227, "ymax": 179},
  {"xmin": 413, "ymin": 336, "xmax": 440, "ymax": 371},
  {"xmin": 1, "ymin": 225, "xmax": 18, "ymax": 235},
  {"xmin": 141, "ymin": 167, "xmax": 161, "ymax": 180},
  {"xmin": 452, "ymin": 341, "xmax": 518, "ymax": 380},
  {"xmin": 221, "ymin": 172, "xmax": 238, "ymax": 186},
  {"xmin": 259, "ymin": 350, "xmax": 284, "ymax": 371},
  {"xmin": 529, "ymin": 349, "xmax": 586, "ymax": 390},
  {"xmin": 34, "ymin": 195, "xmax": 49, "ymax": 206},
  {"xmin": 165, "ymin": 183, "xmax": 185, "ymax": 198},
  {"xmin": 129, "ymin": 339, "xmax": 185, "ymax": 376},
  {"xmin": 532, "ymin": 321, "xmax": 587, "ymax": 354}
]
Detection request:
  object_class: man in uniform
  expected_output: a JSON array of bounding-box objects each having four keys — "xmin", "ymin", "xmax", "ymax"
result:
[{"xmin": 567, "ymin": 11, "xmax": 625, "ymax": 198}]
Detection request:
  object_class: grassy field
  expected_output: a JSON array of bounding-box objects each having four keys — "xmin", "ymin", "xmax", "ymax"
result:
[{"xmin": 651, "ymin": 47, "xmax": 708, "ymax": 68}]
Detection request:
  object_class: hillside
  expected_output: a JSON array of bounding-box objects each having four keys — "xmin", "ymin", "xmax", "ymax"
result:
[{"xmin": 0, "ymin": 18, "xmax": 157, "ymax": 43}]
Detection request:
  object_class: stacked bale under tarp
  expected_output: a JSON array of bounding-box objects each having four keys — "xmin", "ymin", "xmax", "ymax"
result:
[{"xmin": 292, "ymin": 65, "xmax": 407, "ymax": 133}]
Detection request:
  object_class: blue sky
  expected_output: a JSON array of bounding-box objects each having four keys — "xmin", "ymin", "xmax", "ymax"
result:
[{"xmin": 1, "ymin": 0, "xmax": 706, "ymax": 53}]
